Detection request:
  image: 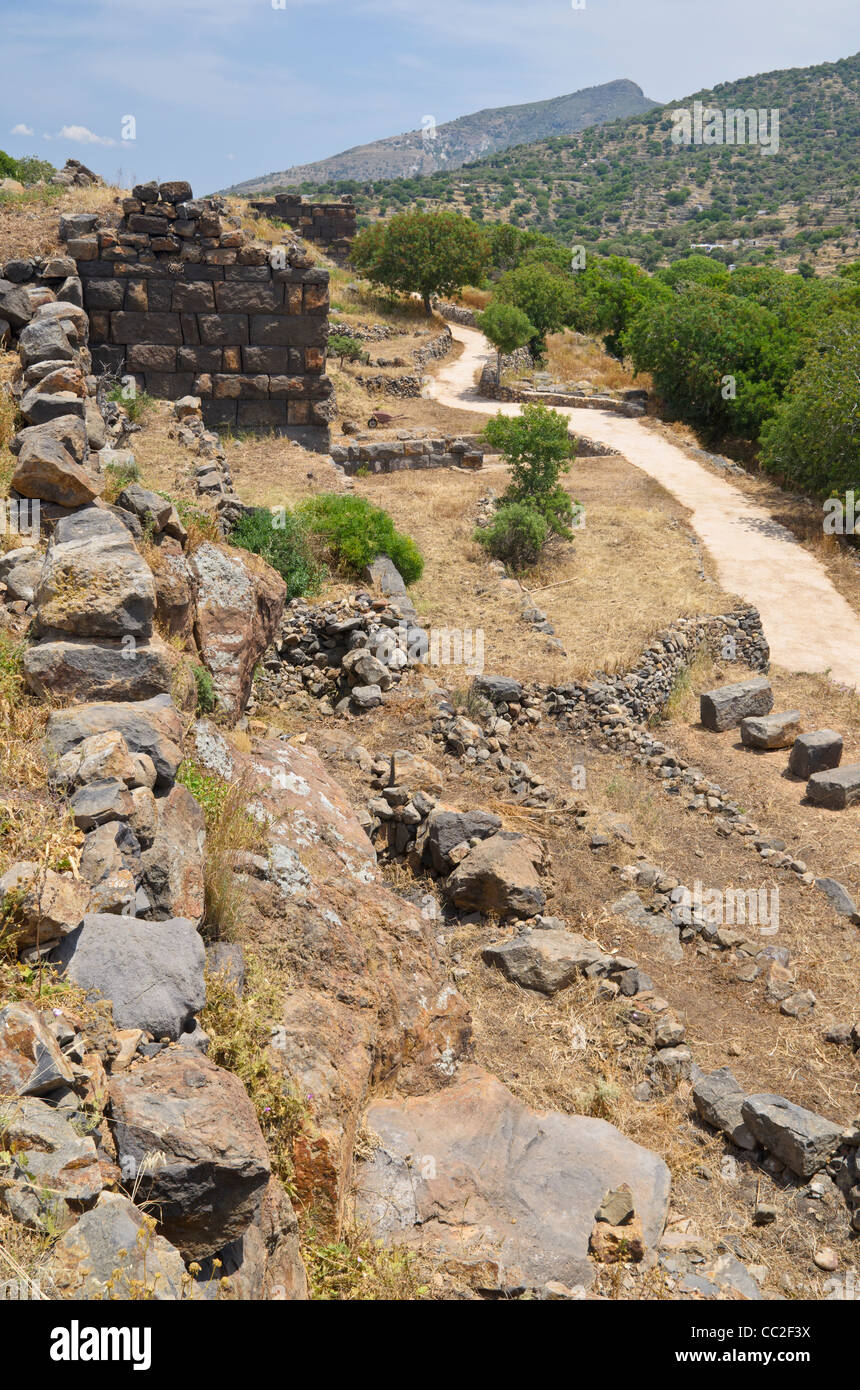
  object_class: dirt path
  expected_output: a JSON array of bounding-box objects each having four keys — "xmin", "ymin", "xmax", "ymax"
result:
[{"xmin": 428, "ymin": 324, "xmax": 860, "ymax": 690}]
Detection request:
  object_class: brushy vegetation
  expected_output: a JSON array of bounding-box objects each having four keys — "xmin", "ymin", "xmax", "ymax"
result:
[
  {"xmin": 297, "ymin": 494, "xmax": 424, "ymax": 585},
  {"xmin": 476, "ymin": 500, "xmax": 549, "ymax": 571},
  {"xmin": 201, "ymin": 960, "xmax": 305, "ymax": 1189},
  {"xmin": 302, "ymin": 1221, "xmax": 428, "ymax": 1300},
  {"xmin": 0, "ymin": 149, "xmax": 56, "ymax": 186},
  {"xmin": 176, "ymin": 761, "xmax": 267, "ymax": 941},
  {"xmin": 192, "ymin": 664, "xmax": 216, "ymax": 715},
  {"xmin": 231, "ymin": 507, "xmax": 326, "ymax": 601},
  {"xmin": 477, "ymin": 405, "xmax": 580, "ymax": 571},
  {"xmin": 107, "ymin": 385, "xmax": 155, "ymax": 425}
]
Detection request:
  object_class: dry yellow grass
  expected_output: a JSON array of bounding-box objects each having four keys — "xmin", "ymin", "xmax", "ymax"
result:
[{"xmin": 544, "ymin": 330, "xmax": 651, "ymax": 394}]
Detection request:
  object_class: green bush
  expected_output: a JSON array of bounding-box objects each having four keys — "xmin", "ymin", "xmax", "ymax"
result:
[
  {"xmin": 107, "ymin": 385, "xmax": 155, "ymax": 424},
  {"xmin": 482, "ymin": 403, "xmax": 575, "ymax": 536},
  {"xmin": 192, "ymin": 664, "xmax": 216, "ymax": 715},
  {"xmin": 231, "ymin": 507, "xmax": 326, "ymax": 600},
  {"xmin": 327, "ymin": 333, "xmax": 370, "ymax": 367},
  {"xmin": 475, "ymin": 502, "xmax": 548, "ymax": 571},
  {"xmin": 297, "ymin": 494, "xmax": 423, "ymax": 584}
]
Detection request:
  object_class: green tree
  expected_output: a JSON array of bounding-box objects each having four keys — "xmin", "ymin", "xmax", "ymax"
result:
[
  {"xmin": 482, "ymin": 403, "xmax": 576, "ymax": 534},
  {"xmin": 759, "ymin": 315, "xmax": 860, "ymax": 496},
  {"xmin": 350, "ymin": 209, "xmax": 489, "ymax": 314},
  {"xmin": 475, "ymin": 302, "xmax": 535, "ymax": 383},
  {"xmin": 494, "ymin": 263, "xmax": 576, "ymax": 353}
]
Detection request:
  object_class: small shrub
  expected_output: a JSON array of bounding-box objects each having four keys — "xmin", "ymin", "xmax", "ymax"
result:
[
  {"xmin": 327, "ymin": 333, "xmax": 370, "ymax": 367},
  {"xmin": 102, "ymin": 458, "xmax": 141, "ymax": 503},
  {"xmin": 176, "ymin": 761, "xmax": 267, "ymax": 940},
  {"xmin": 107, "ymin": 385, "xmax": 154, "ymax": 425},
  {"xmin": 298, "ymin": 494, "xmax": 423, "ymax": 585},
  {"xmin": 192, "ymin": 664, "xmax": 215, "ymax": 715},
  {"xmin": 231, "ymin": 507, "xmax": 326, "ymax": 601},
  {"xmin": 475, "ymin": 501, "xmax": 548, "ymax": 571}
]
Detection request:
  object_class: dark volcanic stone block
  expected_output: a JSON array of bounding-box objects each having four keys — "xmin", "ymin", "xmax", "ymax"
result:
[
  {"xmin": 110, "ymin": 312, "xmax": 182, "ymax": 345},
  {"xmin": 172, "ymin": 282, "xmax": 216, "ymax": 312},
  {"xmin": 237, "ymin": 400, "xmax": 287, "ymax": 427},
  {"xmin": 197, "ymin": 314, "xmax": 249, "ymax": 345},
  {"xmin": 788, "ymin": 730, "xmax": 843, "ymax": 779},
  {"xmin": 700, "ymin": 678, "xmax": 773, "ymax": 732},
  {"xmin": 126, "ymin": 344, "xmax": 177, "ymax": 372},
  {"xmin": 214, "ymin": 281, "xmax": 282, "ymax": 313},
  {"xmin": 143, "ymin": 372, "xmax": 196, "ymax": 399},
  {"xmin": 806, "ymin": 765, "xmax": 860, "ymax": 810}
]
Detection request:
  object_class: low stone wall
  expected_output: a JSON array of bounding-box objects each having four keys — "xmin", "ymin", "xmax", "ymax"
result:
[
  {"xmin": 331, "ymin": 432, "xmax": 484, "ymax": 475},
  {"xmin": 435, "ymin": 301, "xmax": 478, "ymax": 326},
  {"xmin": 249, "ymin": 194, "xmax": 356, "ymax": 253},
  {"xmin": 478, "ymin": 365, "xmax": 645, "ymax": 416}
]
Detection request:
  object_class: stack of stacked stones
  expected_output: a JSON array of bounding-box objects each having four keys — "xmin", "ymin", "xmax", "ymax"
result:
[{"xmin": 67, "ymin": 179, "xmax": 334, "ymax": 433}]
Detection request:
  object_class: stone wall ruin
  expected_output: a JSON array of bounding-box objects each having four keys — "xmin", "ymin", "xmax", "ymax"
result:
[{"xmin": 66, "ymin": 179, "xmax": 334, "ymax": 436}]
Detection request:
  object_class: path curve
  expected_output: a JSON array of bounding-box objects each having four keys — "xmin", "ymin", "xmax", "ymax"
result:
[{"xmin": 428, "ymin": 323, "xmax": 860, "ymax": 689}]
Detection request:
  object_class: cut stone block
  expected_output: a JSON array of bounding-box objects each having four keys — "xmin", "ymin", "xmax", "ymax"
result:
[
  {"xmin": 740, "ymin": 710, "xmax": 802, "ymax": 750},
  {"xmin": 700, "ymin": 678, "xmax": 773, "ymax": 732},
  {"xmin": 806, "ymin": 764, "xmax": 860, "ymax": 810},
  {"xmin": 788, "ymin": 730, "xmax": 843, "ymax": 779}
]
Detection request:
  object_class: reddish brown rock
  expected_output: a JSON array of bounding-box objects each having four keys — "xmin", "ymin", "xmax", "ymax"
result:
[
  {"xmin": 191, "ymin": 722, "xmax": 472, "ymax": 1223},
  {"xmin": 189, "ymin": 541, "xmax": 286, "ymax": 718}
]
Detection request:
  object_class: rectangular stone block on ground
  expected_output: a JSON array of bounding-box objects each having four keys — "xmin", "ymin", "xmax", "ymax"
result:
[
  {"xmin": 700, "ymin": 678, "xmax": 773, "ymax": 732},
  {"xmin": 788, "ymin": 730, "xmax": 843, "ymax": 779},
  {"xmin": 805, "ymin": 764, "xmax": 860, "ymax": 810}
]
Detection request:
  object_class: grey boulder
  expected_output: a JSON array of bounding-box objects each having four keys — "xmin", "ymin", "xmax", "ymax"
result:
[{"xmin": 51, "ymin": 914, "xmax": 205, "ymax": 1040}]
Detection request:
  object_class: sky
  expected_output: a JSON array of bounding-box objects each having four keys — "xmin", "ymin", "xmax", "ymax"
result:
[{"xmin": 1, "ymin": 0, "xmax": 856, "ymax": 196}]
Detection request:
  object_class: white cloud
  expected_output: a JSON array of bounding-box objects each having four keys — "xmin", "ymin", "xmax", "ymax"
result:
[
  {"xmin": 11, "ymin": 123, "xmax": 34, "ymax": 136},
  {"xmin": 57, "ymin": 124, "xmax": 118, "ymax": 147}
]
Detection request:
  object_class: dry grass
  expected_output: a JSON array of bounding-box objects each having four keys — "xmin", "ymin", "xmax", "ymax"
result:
[
  {"xmin": 544, "ymin": 330, "xmax": 651, "ymax": 394},
  {"xmin": 0, "ymin": 183, "xmax": 124, "ymax": 260}
]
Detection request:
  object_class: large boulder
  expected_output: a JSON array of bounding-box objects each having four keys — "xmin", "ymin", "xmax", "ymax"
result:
[
  {"xmin": 9, "ymin": 413, "xmax": 88, "ymax": 463},
  {"xmin": 34, "ymin": 506, "xmax": 155, "ymax": 639},
  {"xmin": 420, "ymin": 806, "xmax": 502, "ymax": 874},
  {"xmin": 45, "ymin": 694, "xmax": 183, "ymax": 789},
  {"xmin": 355, "ymin": 1068, "xmax": 671, "ymax": 1293},
  {"xmin": 24, "ymin": 634, "xmax": 175, "ymax": 703},
  {"xmin": 740, "ymin": 1094, "xmax": 844, "ymax": 1177},
  {"xmin": 700, "ymin": 678, "xmax": 773, "ymax": 732},
  {"xmin": 108, "ymin": 1052, "xmax": 271, "ymax": 1258},
  {"xmin": 189, "ymin": 541, "xmax": 286, "ymax": 718},
  {"xmin": 445, "ymin": 831, "xmax": 545, "ymax": 918},
  {"xmin": 362, "ymin": 554, "xmax": 415, "ymax": 618},
  {"xmin": 0, "ymin": 276, "xmax": 34, "ymax": 330},
  {"xmin": 16, "ymin": 318, "xmax": 76, "ymax": 369},
  {"xmin": 139, "ymin": 785, "xmax": 206, "ymax": 923},
  {"xmin": 11, "ymin": 432, "xmax": 100, "ymax": 507},
  {"xmin": 47, "ymin": 1191, "xmax": 187, "ymax": 1300},
  {"xmin": 483, "ymin": 927, "xmax": 608, "ymax": 995},
  {"xmin": 0, "ymin": 1097, "xmax": 103, "ymax": 1232},
  {"xmin": 195, "ymin": 1176, "xmax": 307, "ymax": 1300},
  {"xmin": 191, "ymin": 722, "xmax": 471, "ymax": 1221},
  {"xmin": 52, "ymin": 914, "xmax": 205, "ymax": 1039}
]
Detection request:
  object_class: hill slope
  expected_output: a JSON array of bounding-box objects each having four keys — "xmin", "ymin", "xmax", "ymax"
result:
[
  {"xmin": 224, "ymin": 80, "xmax": 657, "ymax": 191},
  {"xmin": 343, "ymin": 52, "xmax": 860, "ymax": 272}
]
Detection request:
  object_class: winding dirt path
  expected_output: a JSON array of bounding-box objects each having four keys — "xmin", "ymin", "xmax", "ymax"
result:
[{"xmin": 428, "ymin": 323, "xmax": 860, "ymax": 689}]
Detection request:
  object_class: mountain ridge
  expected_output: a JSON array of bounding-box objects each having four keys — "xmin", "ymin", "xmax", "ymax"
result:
[{"xmin": 222, "ymin": 79, "xmax": 658, "ymax": 192}]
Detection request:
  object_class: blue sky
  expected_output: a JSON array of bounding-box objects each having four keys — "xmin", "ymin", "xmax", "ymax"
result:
[{"xmin": 1, "ymin": 0, "xmax": 856, "ymax": 196}]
